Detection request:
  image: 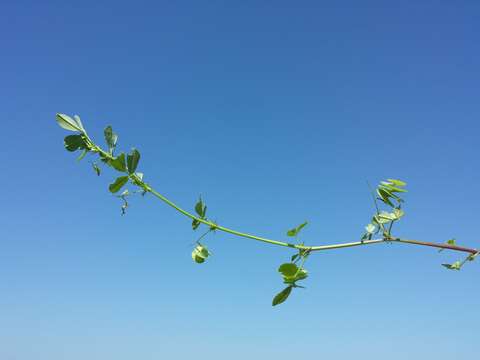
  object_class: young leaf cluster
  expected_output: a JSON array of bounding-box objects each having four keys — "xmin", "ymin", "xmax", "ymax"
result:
[
  {"xmin": 272, "ymin": 222, "xmax": 310, "ymax": 306},
  {"xmin": 362, "ymin": 179, "xmax": 407, "ymax": 241}
]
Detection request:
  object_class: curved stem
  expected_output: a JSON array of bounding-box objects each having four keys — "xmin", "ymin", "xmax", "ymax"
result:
[
  {"xmin": 84, "ymin": 134, "xmax": 479, "ymax": 257},
  {"xmin": 146, "ymin": 186, "xmax": 478, "ymax": 255},
  {"xmin": 148, "ymin": 187, "xmax": 305, "ymax": 249}
]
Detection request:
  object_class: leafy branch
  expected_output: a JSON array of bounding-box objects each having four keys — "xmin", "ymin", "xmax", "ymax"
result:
[{"xmin": 56, "ymin": 113, "xmax": 479, "ymax": 306}]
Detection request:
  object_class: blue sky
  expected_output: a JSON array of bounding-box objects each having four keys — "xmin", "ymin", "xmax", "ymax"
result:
[{"xmin": 2, "ymin": 1, "xmax": 479, "ymax": 359}]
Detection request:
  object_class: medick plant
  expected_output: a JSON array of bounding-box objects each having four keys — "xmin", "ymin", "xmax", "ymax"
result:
[{"xmin": 56, "ymin": 114, "xmax": 479, "ymax": 306}]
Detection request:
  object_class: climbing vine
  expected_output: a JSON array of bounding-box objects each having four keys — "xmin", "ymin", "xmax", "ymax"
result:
[{"xmin": 55, "ymin": 113, "xmax": 479, "ymax": 306}]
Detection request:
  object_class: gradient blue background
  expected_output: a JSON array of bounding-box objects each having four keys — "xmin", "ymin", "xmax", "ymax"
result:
[{"xmin": 2, "ymin": 1, "xmax": 479, "ymax": 359}]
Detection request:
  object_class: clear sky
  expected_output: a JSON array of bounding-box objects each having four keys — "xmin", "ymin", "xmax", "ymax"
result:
[{"xmin": 1, "ymin": 1, "xmax": 479, "ymax": 359}]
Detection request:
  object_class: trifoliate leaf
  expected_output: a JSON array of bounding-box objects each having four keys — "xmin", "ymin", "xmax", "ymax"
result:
[
  {"xmin": 192, "ymin": 244, "xmax": 210, "ymax": 264},
  {"xmin": 272, "ymin": 286, "xmax": 292, "ymax": 306}
]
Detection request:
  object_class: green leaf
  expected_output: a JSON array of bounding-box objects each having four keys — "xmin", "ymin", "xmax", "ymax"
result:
[
  {"xmin": 385, "ymin": 185, "xmax": 407, "ymax": 193},
  {"xmin": 73, "ymin": 115, "xmax": 84, "ymax": 131},
  {"xmin": 291, "ymin": 253, "xmax": 299, "ymax": 262},
  {"xmin": 278, "ymin": 263, "xmax": 298, "ymax": 277},
  {"xmin": 56, "ymin": 113, "xmax": 83, "ymax": 132},
  {"xmin": 127, "ymin": 148, "xmax": 140, "ymax": 174},
  {"xmin": 92, "ymin": 163, "xmax": 101, "ymax": 176},
  {"xmin": 442, "ymin": 261, "xmax": 461, "ymax": 270},
  {"xmin": 365, "ymin": 223, "xmax": 376, "ymax": 234},
  {"xmin": 192, "ymin": 219, "xmax": 201, "ymax": 230},
  {"xmin": 287, "ymin": 221, "xmax": 308, "ymax": 237},
  {"xmin": 110, "ymin": 153, "xmax": 127, "ymax": 172},
  {"xmin": 109, "ymin": 176, "xmax": 129, "ymax": 193},
  {"xmin": 192, "ymin": 244, "xmax": 210, "ymax": 264},
  {"xmin": 284, "ymin": 269, "xmax": 308, "ymax": 284},
  {"xmin": 194, "ymin": 197, "xmax": 207, "ymax": 218},
  {"xmin": 378, "ymin": 211, "xmax": 396, "ymax": 221},
  {"xmin": 377, "ymin": 188, "xmax": 394, "ymax": 207},
  {"xmin": 77, "ymin": 149, "xmax": 88, "ymax": 161},
  {"xmin": 64, "ymin": 135, "xmax": 87, "ymax": 152},
  {"xmin": 272, "ymin": 286, "xmax": 293, "ymax": 306},
  {"xmin": 387, "ymin": 179, "xmax": 407, "ymax": 187},
  {"xmin": 104, "ymin": 126, "xmax": 118, "ymax": 152},
  {"xmin": 392, "ymin": 208, "xmax": 405, "ymax": 220},
  {"xmin": 295, "ymin": 268, "xmax": 308, "ymax": 281},
  {"xmin": 195, "ymin": 199, "xmax": 203, "ymax": 216}
]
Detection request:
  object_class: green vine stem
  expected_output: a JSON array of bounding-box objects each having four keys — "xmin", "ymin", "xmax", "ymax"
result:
[
  {"xmin": 57, "ymin": 113, "xmax": 479, "ymax": 256},
  {"xmin": 56, "ymin": 113, "xmax": 479, "ymax": 305},
  {"xmin": 148, "ymin": 187, "xmax": 478, "ymax": 254}
]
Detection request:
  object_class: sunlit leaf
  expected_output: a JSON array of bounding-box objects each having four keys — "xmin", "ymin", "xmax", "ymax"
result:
[
  {"xmin": 73, "ymin": 115, "xmax": 85, "ymax": 132},
  {"xmin": 393, "ymin": 208, "xmax": 405, "ymax": 220},
  {"xmin": 192, "ymin": 244, "xmax": 210, "ymax": 264},
  {"xmin": 365, "ymin": 223, "xmax": 376, "ymax": 234},
  {"xmin": 387, "ymin": 179, "xmax": 407, "ymax": 187},
  {"xmin": 56, "ymin": 113, "xmax": 83, "ymax": 132},
  {"xmin": 377, "ymin": 188, "xmax": 394, "ymax": 207}
]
